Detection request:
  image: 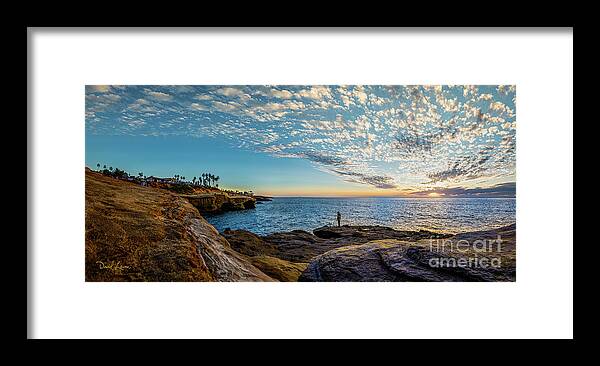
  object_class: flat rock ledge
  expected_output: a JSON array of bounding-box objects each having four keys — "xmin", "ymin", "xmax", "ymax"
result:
[
  {"xmin": 224, "ymin": 224, "xmax": 516, "ymax": 282},
  {"xmin": 298, "ymin": 239, "xmax": 514, "ymax": 282}
]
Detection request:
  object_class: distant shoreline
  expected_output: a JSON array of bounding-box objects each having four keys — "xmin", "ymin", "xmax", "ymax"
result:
[{"xmin": 265, "ymin": 196, "xmax": 516, "ymax": 199}]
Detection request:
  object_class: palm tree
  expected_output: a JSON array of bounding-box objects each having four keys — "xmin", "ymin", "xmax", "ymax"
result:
[
  {"xmin": 215, "ymin": 176, "xmax": 219, "ymax": 187},
  {"xmin": 96, "ymin": 163, "xmax": 100, "ymax": 170},
  {"xmin": 103, "ymin": 165, "xmax": 107, "ymax": 169}
]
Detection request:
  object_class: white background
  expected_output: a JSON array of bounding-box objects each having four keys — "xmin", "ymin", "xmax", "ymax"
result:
[{"xmin": 29, "ymin": 29, "xmax": 573, "ymax": 339}]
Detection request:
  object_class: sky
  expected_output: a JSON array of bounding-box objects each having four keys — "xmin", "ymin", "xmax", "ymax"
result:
[{"xmin": 85, "ymin": 85, "xmax": 516, "ymax": 197}]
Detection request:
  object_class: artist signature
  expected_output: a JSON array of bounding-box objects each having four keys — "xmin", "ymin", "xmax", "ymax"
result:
[{"xmin": 96, "ymin": 260, "xmax": 130, "ymax": 273}]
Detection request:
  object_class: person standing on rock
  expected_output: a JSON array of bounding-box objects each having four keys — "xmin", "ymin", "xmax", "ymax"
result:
[{"xmin": 337, "ymin": 211, "xmax": 341, "ymax": 227}]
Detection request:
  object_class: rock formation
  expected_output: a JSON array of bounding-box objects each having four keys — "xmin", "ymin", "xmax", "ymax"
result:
[
  {"xmin": 254, "ymin": 195, "xmax": 273, "ymax": 203},
  {"xmin": 179, "ymin": 193, "xmax": 256, "ymax": 213},
  {"xmin": 85, "ymin": 170, "xmax": 272, "ymax": 282},
  {"xmin": 299, "ymin": 225, "xmax": 516, "ymax": 282},
  {"xmin": 224, "ymin": 224, "xmax": 516, "ymax": 282},
  {"xmin": 222, "ymin": 229, "xmax": 309, "ymax": 281}
]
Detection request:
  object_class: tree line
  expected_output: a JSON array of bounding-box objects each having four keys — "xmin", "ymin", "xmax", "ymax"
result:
[{"xmin": 95, "ymin": 163, "xmax": 220, "ymax": 188}]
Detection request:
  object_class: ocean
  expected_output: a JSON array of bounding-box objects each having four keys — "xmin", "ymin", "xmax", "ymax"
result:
[{"xmin": 204, "ymin": 197, "xmax": 516, "ymax": 236}]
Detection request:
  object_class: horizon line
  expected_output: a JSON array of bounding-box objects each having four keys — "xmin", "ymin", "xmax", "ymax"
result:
[
  {"xmin": 86, "ymin": 166, "xmax": 515, "ymax": 199},
  {"xmin": 267, "ymin": 195, "xmax": 516, "ymax": 199}
]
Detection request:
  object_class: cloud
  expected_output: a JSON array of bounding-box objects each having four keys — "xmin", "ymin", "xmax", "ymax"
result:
[
  {"xmin": 332, "ymin": 169, "xmax": 398, "ymax": 189},
  {"xmin": 301, "ymin": 120, "xmax": 338, "ymax": 131},
  {"xmin": 190, "ymin": 103, "xmax": 209, "ymax": 111},
  {"xmin": 146, "ymin": 90, "xmax": 173, "ymax": 101},
  {"xmin": 212, "ymin": 101, "xmax": 240, "ymax": 113},
  {"xmin": 128, "ymin": 98, "xmax": 158, "ymax": 113},
  {"xmin": 489, "ymin": 101, "xmax": 507, "ymax": 112},
  {"xmin": 216, "ymin": 87, "xmax": 252, "ymax": 101},
  {"xmin": 435, "ymin": 89, "xmax": 460, "ymax": 112},
  {"xmin": 85, "ymin": 92, "xmax": 122, "ymax": 115},
  {"xmin": 300, "ymin": 151, "xmax": 349, "ymax": 167},
  {"xmin": 394, "ymin": 133, "xmax": 434, "ymax": 156},
  {"xmin": 86, "ymin": 85, "xmax": 516, "ymax": 193},
  {"xmin": 353, "ymin": 86, "xmax": 368, "ymax": 104},
  {"xmin": 216, "ymin": 87, "xmax": 245, "ymax": 97},
  {"xmin": 298, "ymin": 86, "xmax": 333, "ymax": 100},
  {"xmin": 412, "ymin": 182, "xmax": 515, "ymax": 198},
  {"xmin": 497, "ymin": 85, "xmax": 516, "ymax": 95},
  {"xmin": 427, "ymin": 146, "xmax": 496, "ymax": 183},
  {"xmin": 86, "ymin": 85, "xmax": 111, "ymax": 93},
  {"xmin": 264, "ymin": 88, "xmax": 294, "ymax": 99}
]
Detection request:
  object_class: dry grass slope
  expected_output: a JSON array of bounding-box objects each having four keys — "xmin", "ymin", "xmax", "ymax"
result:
[{"xmin": 85, "ymin": 170, "xmax": 272, "ymax": 282}]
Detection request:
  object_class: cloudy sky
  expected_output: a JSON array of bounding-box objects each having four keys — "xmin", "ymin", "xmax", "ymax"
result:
[{"xmin": 85, "ymin": 85, "xmax": 516, "ymax": 197}]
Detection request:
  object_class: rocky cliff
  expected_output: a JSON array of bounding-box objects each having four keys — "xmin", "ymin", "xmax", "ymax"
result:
[
  {"xmin": 85, "ymin": 170, "xmax": 272, "ymax": 282},
  {"xmin": 179, "ymin": 193, "xmax": 256, "ymax": 213}
]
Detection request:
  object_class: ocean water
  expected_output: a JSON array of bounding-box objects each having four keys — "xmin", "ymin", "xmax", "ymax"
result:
[{"xmin": 204, "ymin": 197, "xmax": 516, "ymax": 236}]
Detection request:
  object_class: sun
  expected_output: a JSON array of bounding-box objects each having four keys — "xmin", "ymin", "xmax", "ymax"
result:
[{"xmin": 427, "ymin": 192, "xmax": 444, "ymax": 197}]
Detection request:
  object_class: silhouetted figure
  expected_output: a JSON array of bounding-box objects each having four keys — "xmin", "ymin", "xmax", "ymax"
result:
[{"xmin": 337, "ymin": 211, "xmax": 341, "ymax": 227}]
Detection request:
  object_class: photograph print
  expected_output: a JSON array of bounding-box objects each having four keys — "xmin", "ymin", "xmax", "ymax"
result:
[{"xmin": 85, "ymin": 85, "xmax": 516, "ymax": 282}]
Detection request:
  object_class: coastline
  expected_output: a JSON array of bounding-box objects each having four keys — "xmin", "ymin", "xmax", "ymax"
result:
[{"xmin": 85, "ymin": 169, "xmax": 516, "ymax": 282}]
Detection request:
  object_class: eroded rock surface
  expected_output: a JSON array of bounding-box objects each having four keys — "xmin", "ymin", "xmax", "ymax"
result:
[
  {"xmin": 85, "ymin": 170, "xmax": 273, "ymax": 282},
  {"xmin": 299, "ymin": 225, "xmax": 516, "ymax": 282},
  {"xmin": 220, "ymin": 225, "xmax": 478, "ymax": 281},
  {"xmin": 222, "ymin": 229, "xmax": 309, "ymax": 281},
  {"xmin": 180, "ymin": 193, "xmax": 256, "ymax": 214},
  {"xmin": 248, "ymin": 256, "xmax": 308, "ymax": 282},
  {"xmin": 313, "ymin": 225, "xmax": 451, "ymax": 241},
  {"xmin": 224, "ymin": 226, "xmax": 451, "ymax": 263}
]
